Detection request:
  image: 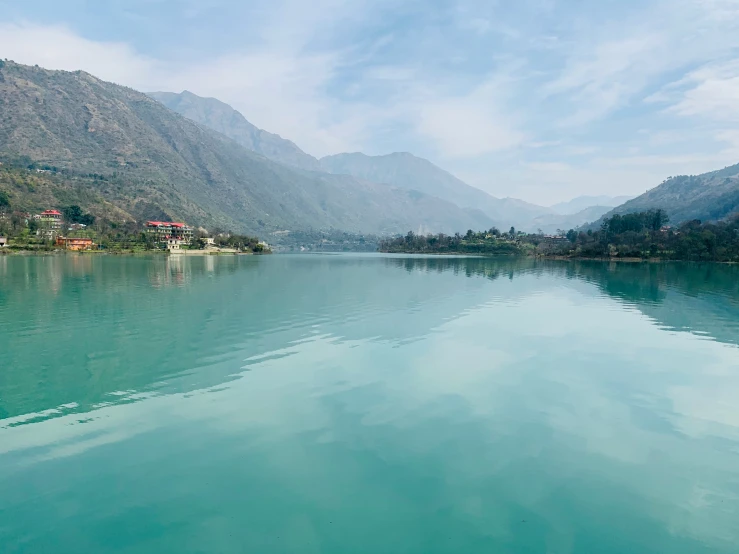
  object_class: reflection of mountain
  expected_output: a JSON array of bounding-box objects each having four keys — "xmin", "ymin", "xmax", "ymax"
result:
[
  {"xmin": 0, "ymin": 255, "xmax": 548, "ymax": 420},
  {"xmin": 559, "ymin": 261, "xmax": 739, "ymax": 346},
  {"xmin": 2, "ymin": 256, "xmax": 738, "ymax": 423}
]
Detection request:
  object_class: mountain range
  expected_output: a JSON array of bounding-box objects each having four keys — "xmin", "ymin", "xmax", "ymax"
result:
[
  {"xmin": 150, "ymin": 92, "xmax": 552, "ymax": 230},
  {"xmin": 597, "ymin": 165, "xmax": 739, "ymax": 226},
  {"xmin": 0, "ymin": 61, "xmax": 493, "ymax": 235},
  {"xmin": 3, "ymin": 60, "xmax": 738, "ymax": 237},
  {"xmin": 549, "ymin": 195, "xmax": 634, "ymax": 215}
]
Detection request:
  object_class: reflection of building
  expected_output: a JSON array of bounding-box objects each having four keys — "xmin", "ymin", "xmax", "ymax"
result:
[
  {"xmin": 56, "ymin": 237, "xmax": 94, "ymax": 251},
  {"xmin": 146, "ymin": 221, "xmax": 193, "ymax": 244}
]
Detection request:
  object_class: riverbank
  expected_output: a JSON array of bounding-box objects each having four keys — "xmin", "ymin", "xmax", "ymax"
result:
[{"xmin": 0, "ymin": 248, "xmax": 269, "ymax": 256}]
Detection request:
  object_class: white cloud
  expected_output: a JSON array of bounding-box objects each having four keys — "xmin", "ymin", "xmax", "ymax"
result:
[
  {"xmin": 2, "ymin": 0, "xmax": 739, "ymax": 203},
  {"xmin": 667, "ymin": 60, "xmax": 739, "ymax": 120},
  {"xmin": 0, "ymin": 21, "xmax": 370, "ymax": 157},
  {"xmin": 0, "ymin": 22, "xmax": 157, "ymax": 86},
  {"xmin": 416, "ymin": 80, "xmax": 526, "ymax": 159}
]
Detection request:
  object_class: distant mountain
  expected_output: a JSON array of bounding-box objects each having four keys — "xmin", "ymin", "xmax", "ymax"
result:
[
  {"xmin": 0, "ymin": 61, "xmax": 492, "ymax": 235},
  {"xmin": 148, "ymin": 94, "xmax": 554, "ymax": 231},
  {"xmin": 531, "ymin": 205, "xmax": 615, "ymax": 234},
  {"xmin": 598, "ymin": 163, "xmax": 739, "ymax": 226},
  {"xmin": 550, "ymin": 195, "xmax": 634, "ymax": 215},
  {"xmin": 320, "ymin": 152, "xmax": 551, "ymax": 229},
  {"xmin": 147, "ymin": 91, "xmax": 322, "ymax": 172}
]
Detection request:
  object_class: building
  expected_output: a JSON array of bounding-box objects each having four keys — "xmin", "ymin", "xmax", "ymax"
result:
[
  {"xmin": 203, "ymin": 237, "xmax": 215, "ymax": 246},
  {"xmin": 56, "ymin": 237, "xmax": 94, "ymax": 251},
  {"xmin": 145, "ymin": 221, "xmax": 194, "ymax": 244},
  {"xmin": 0, "ymin": 237, "xmax": 7, "ymax": 247},
  {"xmin": 39, "ymin": 210, "xmax": 62, "ymax": 229},
  {"xmin": 166, "ymin": 238, "xmax": 186, "ymax": 251}
]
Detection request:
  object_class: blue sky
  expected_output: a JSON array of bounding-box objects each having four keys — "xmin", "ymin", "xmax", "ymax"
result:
[{"xmin": 1, "ymin": 0, "xmax": 739, "ymax": 204}]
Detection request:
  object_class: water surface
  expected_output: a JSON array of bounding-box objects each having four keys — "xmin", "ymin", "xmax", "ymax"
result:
[{"xmin": 1, "ymin": 254, "xmax": 738, "ymax": 553}]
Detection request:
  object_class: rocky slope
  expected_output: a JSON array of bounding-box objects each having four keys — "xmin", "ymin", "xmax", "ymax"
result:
[{"xmin": 0, "ymin": 60, "xmax": 492, "ymax": 235}]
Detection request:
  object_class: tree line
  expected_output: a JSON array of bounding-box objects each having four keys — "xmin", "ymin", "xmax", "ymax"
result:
[{"xmin": 380, "ymin": 209, "xmax": 739, "ymax": 262}]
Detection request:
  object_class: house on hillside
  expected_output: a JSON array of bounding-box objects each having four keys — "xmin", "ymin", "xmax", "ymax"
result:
[
  {"xmin": 166, "ymin": 238, "xmax": 186, "ymax": 251},
  {"xmin": 39, "ymin": 210, "xmax": 62, "ymax": 229},
  {"xmin": 145, "ymin": 221, "xmax": 194, "ymax": 245},
  {"xmin": 0, "ymin": 237, "xmax": 7, "ymax": 247}
]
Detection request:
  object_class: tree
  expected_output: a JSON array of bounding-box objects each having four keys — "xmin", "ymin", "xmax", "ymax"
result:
[
  {"xmin": 509, "ymin": 226, "xmax": 515, "ymax": 237},
  {"xmin": 0, "ymin": 190, "xmax": 10, "ymax": 211},
  {"xmin": 62, "ymin": 205, "xmax": 95, "ymax": 225}
]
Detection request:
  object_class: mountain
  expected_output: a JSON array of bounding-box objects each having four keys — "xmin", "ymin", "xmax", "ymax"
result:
[
  {"xmin": 598, "ymin": 163, "xmax": 739, "ymax": 226},
  {"xmin": 531, "ymin": 205, "xmax": 615, "ymax": 234},
  {"xmin": 550, "ymin": 195, "xmax": 634, "ymax": 215},
  {"xmin": 319, "ymin": 152, "xmax": 551, "ymax": 229},
  {"xmin": 147, "ymin": 91, "xmax": 322, "ymax": 172},
  {"xmin": 148, "ymin": 92, "xmax": 553, "ymax": 231},
  {"xmin": 0, "ymin": 60, "xmax": 493, "ymax": 235}
]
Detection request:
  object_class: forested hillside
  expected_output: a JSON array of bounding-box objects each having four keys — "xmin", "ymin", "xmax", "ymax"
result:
[{"xmin": 0, "ymin": 60, "xmax": 491, "ymax": 235}]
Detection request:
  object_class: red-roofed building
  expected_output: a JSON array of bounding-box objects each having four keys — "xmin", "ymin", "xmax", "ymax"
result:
[
  {"xmin": 145, "ymin": 221, "xmax": 193, "ymax": 244},
  {"xmin": 39, "ymin": 209, "xmax": 62, "ymax": 231}
]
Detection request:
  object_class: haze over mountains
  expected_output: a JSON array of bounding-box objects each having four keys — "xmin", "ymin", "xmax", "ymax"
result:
[
  {"xmin": 148, "ymin": 91, "xmax": 323, "ymax": 172},
  {"xmin": 0, "ymin": 61, "xmax": 494, "ymax": 235},
  {"xmin": 549, "ymin": 195, "xmax": 634, "ymax": 215},
  {"xmin": 149, "ymin": 90, "xmax": 603, "ymax": 231},
  {"xmin": 3, "ymin": 61, "xmax": 739, "ymax": 237}
]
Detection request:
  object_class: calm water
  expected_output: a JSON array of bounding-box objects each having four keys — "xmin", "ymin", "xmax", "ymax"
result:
[{"xmin": 1, "ymin": 254, "xmax": 739, "ymax": 553}]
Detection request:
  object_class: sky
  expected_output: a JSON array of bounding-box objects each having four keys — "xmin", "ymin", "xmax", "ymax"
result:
[{"xmin": 1, "ymin": 0, "xmax": 739, "ymax": 204}]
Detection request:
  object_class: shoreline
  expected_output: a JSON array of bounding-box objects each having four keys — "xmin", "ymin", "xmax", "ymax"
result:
[
  {"xmin": 0, "ymin": 249, "xmax": 265, "ymax": 256},
  {"xmin": 378, "ymin": 251, "xmax": 739, "ymax": 263}
]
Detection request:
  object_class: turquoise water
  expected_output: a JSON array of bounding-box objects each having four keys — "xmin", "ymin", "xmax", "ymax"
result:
[{"xmin": 1, "ymin": 254, "xmax": 739, "ymax": 553}]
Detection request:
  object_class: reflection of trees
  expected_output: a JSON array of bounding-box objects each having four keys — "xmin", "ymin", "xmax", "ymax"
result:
[{"xmin": 4, "ymin": 255, "xmax": 739, "ymax": 424}]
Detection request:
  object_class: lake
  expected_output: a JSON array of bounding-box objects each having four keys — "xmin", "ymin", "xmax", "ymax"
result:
[{"xmin": 1, "ymin": 254, "xmax": 738, "ymax": 553}]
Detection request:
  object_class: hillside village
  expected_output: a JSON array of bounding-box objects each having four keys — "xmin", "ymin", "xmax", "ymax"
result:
[{"xmin": 0, "ymin": 206, "xmax": 268, "ymax": 254}]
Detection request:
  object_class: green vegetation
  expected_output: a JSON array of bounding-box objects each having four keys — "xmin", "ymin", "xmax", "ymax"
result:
[
  {"xmin": 598, "ymin": 164, "xmax": 739, "ymax": 226},
  {"xmin": 381, "ymin": 210, "xmax": 739, "ymax": 262},
  {"xmin": 0, "ymin": 60, "xmax": 497, "ymax": 236},
  {"xmin": 61, "ymin": 205, "xmax": 95, "ymax": 226},
  {"xmin": 380, "ymin": 228, "xmax": 526, "ymax": 255},
  {"xmin": 270, "ymin": 229, "xmax": 380, "ymax": 252}
]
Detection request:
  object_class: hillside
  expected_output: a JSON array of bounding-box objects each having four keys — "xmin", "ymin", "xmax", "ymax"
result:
[
  {"xmin": 147, "ymin": 91, "xmax": 557, "ymax": 231},
  {"xmin": 320, "ymin": 152, "xmax": 551, "ymax": 229},
  {"xmin": 531, "ymin": 205, "xmax": 615, "ymax": 234},
  {"xmin": 0, "ymin": 61, "xmax": 492, "ymax": 235},
  {"xmin": 550, "ymin": 195, "xmax": 633, "ymax": 215},
  {"xmin": 599, "ymin": 163, "xmax": 739, "ymax": 226},
  {"xmin": 147, "ymin": 91, "xmax": 322, "ymax": 172}
]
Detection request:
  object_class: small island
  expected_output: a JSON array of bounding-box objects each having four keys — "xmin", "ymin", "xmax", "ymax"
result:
[{"xmin": 380, "ymin": 210, "xmax": 739, "ymax": 262}]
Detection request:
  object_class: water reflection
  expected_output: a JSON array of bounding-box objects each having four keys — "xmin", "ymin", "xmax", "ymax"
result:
[
  {"xmin": 1, "ymin": 254, "xmax": 738, "ymax": 553},
  {"xmin": 2, "ymin": 255, "xmax": 739, "ymax": 424}
]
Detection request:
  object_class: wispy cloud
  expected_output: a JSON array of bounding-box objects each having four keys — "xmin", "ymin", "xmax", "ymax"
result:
[{"xmin": 415, "ymin": 79, "xmax": 526, "ymax": 158}]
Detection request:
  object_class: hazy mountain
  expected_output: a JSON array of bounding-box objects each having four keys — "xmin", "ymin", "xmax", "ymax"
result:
[
  {"xmin": 531, "ymin": 205, "xmax": 615, "ymax": 234},
  {"xmin": 598, "ymin": 163, "xmax": 739, "ymax": 226},
  {"xmin": 148, "ymin": 93, "xmax": 552, "ymax": 231},
  {"xmin": 550, "ymin": 195, "xmax": 634, "ymax": 215},
  {"xmin": 147, "ymin": 91, "xmax": 322, "ymax": 172},
  {"xmin": 0, "ymin": 60, "xmax": 492, "ymax": 235},
  {"xmin": 320, "ymin": 152, "xmax": 551, "ymax": 229}
]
